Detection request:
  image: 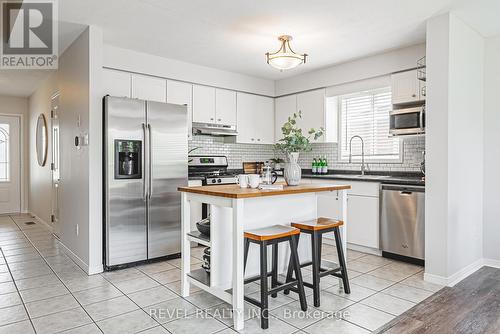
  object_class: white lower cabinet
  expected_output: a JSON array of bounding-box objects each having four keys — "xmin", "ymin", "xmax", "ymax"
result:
[
  {"xmin": 346, "ymin": 195, "xmax": 379, "ymax": 249},
  {"xmin": 311, "ymin": 179, "xmax": 380, "ymax": 250}
]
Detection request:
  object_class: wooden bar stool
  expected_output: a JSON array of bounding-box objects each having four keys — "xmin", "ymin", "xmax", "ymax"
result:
[
  {"xmin": 243, "ymin": 225, "xmax": 307, "ymax": 329},
  {"xmin": 284, "ymin": 217, "xmax": 350, "ymax": 307}
]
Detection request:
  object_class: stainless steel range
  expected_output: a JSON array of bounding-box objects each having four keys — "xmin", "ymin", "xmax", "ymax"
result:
[
  {"xmin": 189, "ymin": 155, "xmax": 236, "ymax": 185},
  {"xmin": 188, "ymin": 155, "xmax": 236, "ymax": 217}
]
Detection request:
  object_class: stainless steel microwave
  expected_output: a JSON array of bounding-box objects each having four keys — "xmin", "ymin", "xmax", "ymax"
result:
[{"xmin": 389, "ymin": 105, "xmax": 425, "ymax": 136}]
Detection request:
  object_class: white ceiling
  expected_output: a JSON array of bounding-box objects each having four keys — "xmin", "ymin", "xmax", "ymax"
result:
[
  {"xmin": 2, "ymin": 0, "xmax": 500, "ymax": 97},
  {"xmin": 59, "ymin": 0, "xmax": 452, "ymax": 80}
]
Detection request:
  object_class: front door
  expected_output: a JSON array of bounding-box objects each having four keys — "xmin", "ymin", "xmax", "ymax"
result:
[{"xmin": 0, "ymin": 115, "xmax": 21, "ymax": 214}]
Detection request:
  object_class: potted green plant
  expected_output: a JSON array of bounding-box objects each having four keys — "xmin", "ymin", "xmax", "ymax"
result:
[{"xmin": 274, "ymin": 111, "xmax": 323, "ymax": 185}]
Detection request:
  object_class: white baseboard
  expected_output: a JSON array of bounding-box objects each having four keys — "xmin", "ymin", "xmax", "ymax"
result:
[
  {"xmin": 424, "ymin": 258, "xmax": 485, "ymax": 287},
  {"xmin": 58, "ymin": 240, "xmax": 91, "ymax": 275},
  {"xmin": 29, "ymin": 212, "xmax": 53, "ymax": 233},
  {"xmin": 483, "ymin": 258, "xmax": 500, "ymax": 269}
]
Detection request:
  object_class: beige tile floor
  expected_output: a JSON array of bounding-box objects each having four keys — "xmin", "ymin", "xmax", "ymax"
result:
[{"xmin": 0, "ymin": 214, "xmax": 443, "ymax": 334}]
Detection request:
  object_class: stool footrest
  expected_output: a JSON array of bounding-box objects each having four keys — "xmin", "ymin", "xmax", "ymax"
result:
[
  {"xmin": 244, "ymin": 272, "xmax": 273, "ymax": 285},
  {"xmin": 244, "ymin": 296, "xmax": 262, "ymax": 308},
  {"xmin": 268, "ymin": 280, "xmax": 299, "ymax": 296},
  {"xmin": 319, "ymin": 267, "xmax": 341, "ymax": 277}
]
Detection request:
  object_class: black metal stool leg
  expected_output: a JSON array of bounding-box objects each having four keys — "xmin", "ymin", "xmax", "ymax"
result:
[
  {"xmin": 333, "ymin": 227, "xmax": 350, "ymax": 294},
  {"xmin": 311, "ymin": 231, "xmax": 321, "ymax": 307},
  {"xmin": 259, "ymin": 241, "xmax": 269, "ymax": 329},
  {"xmin": 271, "ymin": 243, "xmax": 278, "ymax": 298},
  {"xmin": 244, "ymin": 238, "xmax": 250, "ymax": 272},
  {"xmin": 289, "ymin": 235, "xmax": 307, "ymax": 311},
  {"xmin": 284, "ymin": 233, "xmax": 299, "ymax": 295}
]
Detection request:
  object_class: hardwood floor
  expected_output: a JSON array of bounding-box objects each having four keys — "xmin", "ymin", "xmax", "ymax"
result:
[{"xmin": 376, "ymin": 266, "xmax": 500, "ymax": 334}]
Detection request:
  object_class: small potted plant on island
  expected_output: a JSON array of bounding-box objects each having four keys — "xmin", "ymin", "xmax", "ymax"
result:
[{"xmin": 274, "ymin": 111, "xmax": 323, "ymax": 186}]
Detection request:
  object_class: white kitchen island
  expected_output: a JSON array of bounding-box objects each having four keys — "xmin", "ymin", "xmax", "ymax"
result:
[{"xmin": 178, "ymin": 182, "xmax": 351, "ymax": 330}]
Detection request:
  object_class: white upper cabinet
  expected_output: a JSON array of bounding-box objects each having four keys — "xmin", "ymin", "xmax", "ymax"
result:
[
  {"xmin": 102, "ymin": 68, "xmax": 131, "ymax": 98},
  {"xmin": 254, "ymin": 96, "xmax": 275, "ymax": 144},
  {"xmin": 237, "ymin": 93, "xmax": 274, "ymax": 144},
  {"xmin": 167, "ymin": 80, "xmax": 193, "ymax": 139},
  {"xmin": 215, "ymin": 89, "xmax": 237, "ymax": 126},
  {"xmin": 275, "ymin": 95, "xmax": 297, "ymax": 142},
  {"xmin": 296, "ymin": 89, "xmax": 326, "ymax": 142},
  {"xmin": 131, "ymin": 74, "xmax": 166, "ymax": 102},
  {"xmin": 192, "ymin": 85, "xmax": 216, "ymax": 124},
  {"xmin": 391, "ymin": 70, "xmax": 425, "ymax": 105},
  {"xmin": 275, "ymin": 89, "xmax": 329, "ymax": 143}
]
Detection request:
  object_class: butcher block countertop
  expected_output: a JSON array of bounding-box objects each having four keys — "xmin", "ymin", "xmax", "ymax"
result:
[{"xmin": 178, "ymin": 182, "xmax": 351, "ymax": 199}]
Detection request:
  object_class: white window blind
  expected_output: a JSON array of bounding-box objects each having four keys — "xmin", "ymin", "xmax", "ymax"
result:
[{"xmin": 339, "ymin": 87, "xmax": 400, "ymax": 161}]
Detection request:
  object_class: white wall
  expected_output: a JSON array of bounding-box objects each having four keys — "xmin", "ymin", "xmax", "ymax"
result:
[
  {"xmin": 425, "ymin": 13, "xmax": 485, "ymax": 285},
  {"xmin": 88, "ymin": 26, "xmax": 104, "ymax": 274},
  {"xmin": 424, "ymin": 14, "xmax": 450, "ymax": 279},
  {"xmin": 103, "ymin": 45, "xmax": 275, "ymax": 97},
  {"xmin": 28, "ymin": 74, "xmax": 57, "ymax": 224},
  {"xmin": 0, "ymin": 95, "xmax": 29, "ymax": 212},
  {"xmin": 275, "ymin": 44, "xmax": 426, "ymax": 96},
  {"xmin": 447, "ymin": 14, "xmax": 484, "ymax": 276},
  {"xmin": 57, "ymin": 27, "xmax": 91, "ymax": 270},
  {"xmin": 483, "ymin": 34, "xmax": 500, "ymax": 263},
  {"xmin": 28, "ymin": 26, "xmax": 103, "ymax": 274}
]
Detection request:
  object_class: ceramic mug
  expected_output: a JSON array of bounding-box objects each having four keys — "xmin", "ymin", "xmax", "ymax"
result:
[
  {"xmin": 248, "ymin": 174, "xmax": 261, "ymax": 189},
  {"xmin": 236, "ymin": 174, "xmax": 249, "ymax": 188}
]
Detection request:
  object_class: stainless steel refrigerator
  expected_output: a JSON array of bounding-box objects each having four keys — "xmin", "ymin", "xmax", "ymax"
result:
[{"xmin": 103, "ymin": 96, "xmax": 188, "ymax": 268}]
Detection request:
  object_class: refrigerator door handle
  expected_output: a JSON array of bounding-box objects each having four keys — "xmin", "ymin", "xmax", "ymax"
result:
[
  {"xmin": 147, "ymin": 123, "xmax": 152, "ymax": 199},
  {"xmin": 142, "ymin": 122, "xmax": 148, "ymax": 201}
]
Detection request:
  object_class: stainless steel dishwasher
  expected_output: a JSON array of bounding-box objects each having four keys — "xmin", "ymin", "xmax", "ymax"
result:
[{"xmin": 380, "ymin": 184, "xmax": 425, "ymax": 265}]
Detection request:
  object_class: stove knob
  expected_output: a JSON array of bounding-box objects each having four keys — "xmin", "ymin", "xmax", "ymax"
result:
[
  {"xmin": 211, "ymin": 179, "xmax": 216, "ymax": 184},
  {"xmin": 217, "ymin": 179, "xmax": 222, "ymax": 183}
]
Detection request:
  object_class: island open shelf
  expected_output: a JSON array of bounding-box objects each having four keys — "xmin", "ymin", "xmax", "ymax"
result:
[{"xmin": 186, "ymin": 231, "xmax": 210, "ymax": 247}]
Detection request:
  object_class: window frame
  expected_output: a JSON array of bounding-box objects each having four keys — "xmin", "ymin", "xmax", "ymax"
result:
[{"xmin": 336, "ymin": 87, "xmax": 403, "ymax": 164}]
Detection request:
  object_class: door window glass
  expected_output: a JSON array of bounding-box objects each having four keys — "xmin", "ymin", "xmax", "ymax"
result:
[{"xmin": 0, "ymin": 124, "xmax": 9, "ymax": 181}]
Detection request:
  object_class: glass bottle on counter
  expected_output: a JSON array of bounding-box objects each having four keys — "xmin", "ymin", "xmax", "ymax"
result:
[
  {"xmin": 312, "ymin": 158, "xmax": 317, "ymax": 174},
  {"xmin": 323, "ymin": 156, "xmax": 328, "ymax": 174},
  {"xmin": 318, "ymin": 157, "xmax": 323, "ymax": 174}
]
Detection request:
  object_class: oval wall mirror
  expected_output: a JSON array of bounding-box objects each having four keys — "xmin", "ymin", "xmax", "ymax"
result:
[{"xmin": 36, "ymin": 113, "xmax": 48, "ymax": 166}]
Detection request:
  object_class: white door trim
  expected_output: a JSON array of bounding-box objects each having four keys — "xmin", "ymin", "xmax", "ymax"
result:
[{"xmin": 0, "ymin": 113, "xmax": 25, "ymax": 213}]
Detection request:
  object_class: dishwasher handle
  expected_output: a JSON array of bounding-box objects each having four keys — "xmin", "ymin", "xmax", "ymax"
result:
[{"xmin": 381, "ymin": 184, "xmax": 425, "ymax": 193}]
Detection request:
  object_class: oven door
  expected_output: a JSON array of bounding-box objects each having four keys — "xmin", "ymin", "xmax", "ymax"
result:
[{"xmin": 389, "ymin": 106, "xmax": 425, "ymax": 136}]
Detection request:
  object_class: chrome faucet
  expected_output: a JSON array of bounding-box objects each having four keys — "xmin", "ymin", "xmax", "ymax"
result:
[{"xmin": 349, "ymin": 135, "xmax": 366, "ymax": 176}]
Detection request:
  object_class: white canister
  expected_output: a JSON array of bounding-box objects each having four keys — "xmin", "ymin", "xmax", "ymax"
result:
[
  {"xmin": 247, "ymin": 174, "xmax": 261, "ymax": 189},
  {"xmin": 236, "ymin": 174, "xmax": 249, "ymax": 188}
]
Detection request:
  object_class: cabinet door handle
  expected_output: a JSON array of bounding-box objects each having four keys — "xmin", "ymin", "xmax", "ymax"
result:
[
  {"xmin": 257, "ymin": 138, "xmax": 261, "ymax": 141},
  {"xmin": 251, "ymin": 138, "xmax": 254, "ymax": 141},
  {"xmin": 210, "ymin": 117, "xmax": 214, "ymax": 121},
  {"xmin": 412, "ymin": 94, "xmax": 416, "ymax": 98},
  {"xmin": 217, "ymin": 118, "xmax": 221, "ymax": 122}
]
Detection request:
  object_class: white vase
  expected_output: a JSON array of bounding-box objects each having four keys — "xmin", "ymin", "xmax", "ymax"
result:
[{"xmin": 284, "ymin": 152, "xmax": 301, "ymax": 186}]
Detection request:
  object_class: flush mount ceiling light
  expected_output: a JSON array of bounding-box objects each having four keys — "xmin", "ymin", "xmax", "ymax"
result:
[{"xmin": 266, "ymin": 35, "xmax": 307, "ymax": 71}]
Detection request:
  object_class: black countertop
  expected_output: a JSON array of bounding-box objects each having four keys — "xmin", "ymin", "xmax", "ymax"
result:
[
  {"xmin": 189, "ymin": 169, "xmax": 425, "ymax": 186},
  {"xmin": 301, "ymin": 170, "xmax": 425, "ymax": 186}
]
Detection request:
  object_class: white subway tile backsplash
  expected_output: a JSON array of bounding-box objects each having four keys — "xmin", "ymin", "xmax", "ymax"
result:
[{"xmin": 189, "ymin": 135, "xmax": 425, "ymax": 172}]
